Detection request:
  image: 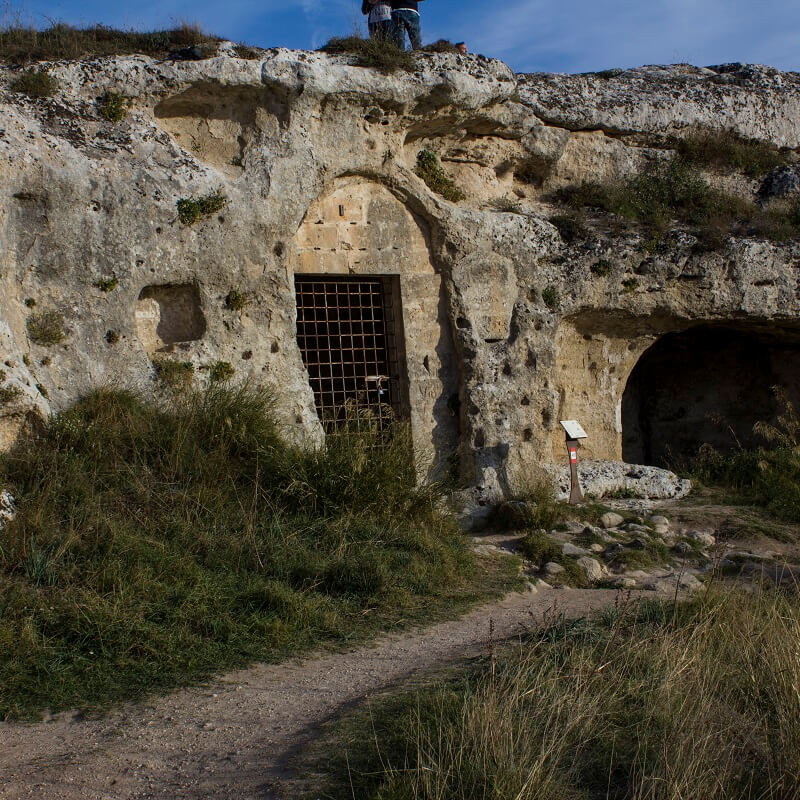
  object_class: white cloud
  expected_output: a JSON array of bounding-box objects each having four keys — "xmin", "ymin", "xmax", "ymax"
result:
[{"xmin": 462, "ymin": 0, "xmax": 800, "ymax": 72}]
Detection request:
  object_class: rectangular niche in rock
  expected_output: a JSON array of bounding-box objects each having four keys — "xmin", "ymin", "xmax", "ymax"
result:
[
  {"xmin": 294, "ymin": 275, "xmax": 407, "ymax": 429},
  {"xmin": 136, "ymin": 284, "xmax": 207, "ymax": 353}
]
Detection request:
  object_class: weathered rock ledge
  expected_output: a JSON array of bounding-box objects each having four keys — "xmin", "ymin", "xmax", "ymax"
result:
[{"xmin": 1, "ymin": 50, "xmax": 799, "ymax": 504}]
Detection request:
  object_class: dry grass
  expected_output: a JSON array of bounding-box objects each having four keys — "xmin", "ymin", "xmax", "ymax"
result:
[
  {"xmin": 318, "ymin": 587, "xmax": 800, "ymax": 799},
  {"xmin": 0, "ymin": 14, "xmax": 223, "ymax": 63},
  {"xmin": 320, "ymin": 34, "xmax": 415, "ymax": 74}
]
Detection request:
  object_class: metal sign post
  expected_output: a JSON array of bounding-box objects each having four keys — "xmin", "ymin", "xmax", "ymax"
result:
[{"xmin": 560, "ymin": 420, "xmax": 588, "ymax": 505}]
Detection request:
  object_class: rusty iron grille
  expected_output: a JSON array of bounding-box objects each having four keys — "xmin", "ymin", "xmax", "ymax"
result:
[{"xmin": 295, "ymin": 276, "xmax": 403, "ymax": 429}]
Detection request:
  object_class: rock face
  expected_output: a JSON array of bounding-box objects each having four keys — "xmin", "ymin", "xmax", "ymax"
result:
[{"xmin": 2, "ymin": 50, "xmax": 800, "ymax": 503}]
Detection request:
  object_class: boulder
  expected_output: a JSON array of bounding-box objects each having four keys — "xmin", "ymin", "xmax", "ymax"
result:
[
  {"xmin": 600, "ymin": 512, "xmax": 625, "ymax": 529},
  {"xmin": 577, "ymin": 556, "xmax": 605, "ymax": 582},
  {"xmin": 758, "ymin": 165, "xmax": 800, "ymax": 202},
  {"xmin": 687, "ymin": 530, "xmax": 716, "ymax": 548}
]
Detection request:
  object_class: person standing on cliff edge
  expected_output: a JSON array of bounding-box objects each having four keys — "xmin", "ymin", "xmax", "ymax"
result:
[
  {"xmin": 364, "ymin": 0, "xmax": 393, "ymax": 39},
  {"xmin": 391, "ymin": 0, "xmax": 424, "ymax": 50}
]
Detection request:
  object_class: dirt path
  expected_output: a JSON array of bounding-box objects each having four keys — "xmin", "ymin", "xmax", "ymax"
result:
[{"xmin": 0, "ymin": 586, "xmax": 628, "ymax": 800}]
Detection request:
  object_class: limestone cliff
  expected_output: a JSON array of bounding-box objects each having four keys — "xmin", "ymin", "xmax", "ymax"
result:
[{"xmin": 2, "ymin": 48, "xmax": 799, "ymax": 511}]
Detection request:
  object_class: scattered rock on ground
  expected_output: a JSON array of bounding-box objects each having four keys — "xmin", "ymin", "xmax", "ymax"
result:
[
  {"xmin": 577, "ymin": 556, "xmax": 605, "ymax": 582},
  {"xmin": 601, "ymin": 512, "xmax": 625, "ymax": 529},
  {"xmin": 0, "ymin": 490, "xmax": 15, "ymax": 528},
  {"xmin": 562, "ymin": 542, "xmax": 589, "ymax": 556},
  {"xmin": 687, "ymin": 530, "xmax": 716, "ymax": 547},
  {"xmin": 545, "ymin": 562, "xmax": 565, "ymax": 575}
]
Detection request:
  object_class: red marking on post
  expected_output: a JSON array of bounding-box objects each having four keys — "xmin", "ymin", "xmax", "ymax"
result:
[{"xmin": 569, "ymin": 449, "xmax": 577, "ymax": 462}]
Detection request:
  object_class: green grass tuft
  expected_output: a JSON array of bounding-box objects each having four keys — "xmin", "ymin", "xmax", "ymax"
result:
[
  {"xmin": 0, "ymin": 385, "xmax": 22, "ymax": 405},
  {"xmin": 415, "ymin": 149, "xmax": 465, "ymax": 202},
  {"xmin": 550, "ymin": 212, "xmax": 588, "ymax": 243},
  {"xmin": 94, "ymin": 275, "xmax": 118, "ymax": 292},
  {"xmin": 8, "ymin": 68, "xmax": 58, "ymax": 97},
  {"xmin": 152, "ymin": 358, "xmax": 194, "ymax": 392},
  {"xmin": 99, "ymin": 91, "xmax": 128, "ymax": 122},
  {"xmin": 209, "ymin": 360, "xmax": 235, "ymax": 383},
  {"xmin": 225, "ymin": 289, "xmax": 250, "ymax": 310},
  {"xmin": 176, "ymin": 192, "xmax": 227, "ymax": 225},
  {"xmin": 622, "ymin": 277, "xmax": 638, "ymax": 293},
  {"xmin": 26, "ymin": 310, "xmax": 64, "ymax": 345},
  {"xmin": 542, "ymin": 285, "xmax": 559, "ymax": 310}
]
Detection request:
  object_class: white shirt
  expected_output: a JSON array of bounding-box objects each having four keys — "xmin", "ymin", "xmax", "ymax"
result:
[{"xmin": 369, "ymin": 2, "xmax": 392, "ymax": 22}]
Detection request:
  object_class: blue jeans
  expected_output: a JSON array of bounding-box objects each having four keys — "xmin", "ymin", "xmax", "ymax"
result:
[
  {"xmin": 391, "ymin": 9, "xmax": 422, "ymax": 50},
  {"xmin": 369, "ymin": 19, "xmax": 392, "ymax": 40}
]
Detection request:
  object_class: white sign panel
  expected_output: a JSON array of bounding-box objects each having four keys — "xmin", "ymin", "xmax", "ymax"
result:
[{"xmin": 560, "ymin": 420, "xmax": 588, "ymax": 439}]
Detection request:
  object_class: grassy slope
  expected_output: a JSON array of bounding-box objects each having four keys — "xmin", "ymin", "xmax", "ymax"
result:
[
  {"xmin": 312, "ymin": 587, "xmax": 800, "ymax": 800},
  {"xmin": 0, "ymin": 387, "xmax": 518, "ymax": 720}
]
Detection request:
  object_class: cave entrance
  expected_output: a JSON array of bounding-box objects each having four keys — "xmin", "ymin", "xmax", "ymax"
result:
[
  {"xmin": 621, "ymin": 324, "xmax": 800, "ymax": 466},
  {"xmin": 294, "ymin": 275, "xmax": 408, "ymax": 430}
]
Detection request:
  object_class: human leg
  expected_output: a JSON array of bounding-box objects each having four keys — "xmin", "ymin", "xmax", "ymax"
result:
[
  {"xmin": 404, "ymin": 11, "xmax": 421, "ymax": 49},
  {"xmin": 390, "ymin": 12, "xmax": 406, "ymax": 48}
]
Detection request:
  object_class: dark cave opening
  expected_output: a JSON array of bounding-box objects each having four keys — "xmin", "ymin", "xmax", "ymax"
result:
[{"xmin": 622, "ymin": 324, "xmax": 800, "ymax": 467}]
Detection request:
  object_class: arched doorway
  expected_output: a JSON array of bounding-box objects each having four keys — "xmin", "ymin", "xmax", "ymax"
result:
[
  {"xmin": 621, "ymin": 324, "xmax": 800, "ymax": 466},
  {"xmin": 292, "ymin": 177, "xmax": 460, "ymax": 476}
]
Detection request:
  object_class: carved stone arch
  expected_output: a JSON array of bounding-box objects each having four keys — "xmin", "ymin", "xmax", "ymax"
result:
[{"xmin": 292, "ymin": 176, "xmax": 460, "ymax": 477}]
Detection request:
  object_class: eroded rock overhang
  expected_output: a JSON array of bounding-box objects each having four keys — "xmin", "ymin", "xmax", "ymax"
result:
[{"xmin": 1, "ymin": 50, "xmax": 799, "ymax": 501}]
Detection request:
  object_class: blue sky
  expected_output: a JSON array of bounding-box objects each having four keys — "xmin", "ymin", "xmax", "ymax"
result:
[{"xmin": 8, "ymin": 0, "xmax": 800, "ymax": 73}]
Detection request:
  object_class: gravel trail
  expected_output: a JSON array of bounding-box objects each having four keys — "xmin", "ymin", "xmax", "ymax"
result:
[{"xmin": 0, "ymin": 587, "xmax": 627, "ymax": 800}]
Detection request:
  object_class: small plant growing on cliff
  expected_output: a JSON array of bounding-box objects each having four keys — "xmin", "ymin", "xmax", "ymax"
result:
[
  {"xmin": 550, "ymin": 212, "xmax": 588, "ymax": 243},
  {"xmin": 95, "ymin": 275, "xmax": 118, "ymax": 292},
  {"xmin": 232, "ymin": 44, "xmax": 261, "ymax": 60},
  {"xmin": 415, "ymin": 149, "xmax": 465, "ymax": 202},
  {"xmin": 487, "ymin": 197, "xmax": 523, "ymax": 213},
  {"xmin": 153, "ymin": 358, "xmax": 194, "ymax": 392},
  {"xmin": 622, "ymin": 277, "xmax": 638, "ymax": 293},
  {"xmin": 9, "ymin": 69, "xmax": 58, "ymax": 98},
  {"xmin": 24, "ymin": 298, "xmax": 36, "ymax": 308},
  {"xmin": 673, "ymin": 129, "xmax": 791, "ymax": 178},
  {"xmin": 0, "ymin": 385, "xmax": 21, "ymax": 405},
  {"xmin": 176, "ymin": 192, "xmax": 227, "ymax": 225},
  {"xmin": 515, "ymin": 154, "xmax": 555, "ymax": 186},
  {"xmin": 99, "ymin": 91, "xmax": 129, "ymax": 122},
  {"xmin": 225, "ymin": 289, "xmax": 250, "ymax": 311},
  {"xmin": 591, "ymin": 259, "xmax": 612, "ymax": 277},
  {"xmin": 209, "ymin": 361, "xmax": 235, "ymax": 383},
  {"xmin": 105, "ymin": 330, "xmax": 119, "ymax": 345},
  {"xmin": 27, "ymin": 311, "xmax": 64, "ymax": 345},
  {"xmin": 320, "ymin": 35, "xmax": 414, "ymax": 74},
  {"xmin": 542, "ymin": 285, "xmax": 560, "ymax": 310}
]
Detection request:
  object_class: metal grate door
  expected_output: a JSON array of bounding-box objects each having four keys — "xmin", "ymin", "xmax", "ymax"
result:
[{"xmin": 295, "ymin": 275, "xmax": 403, "ymax": 429}]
